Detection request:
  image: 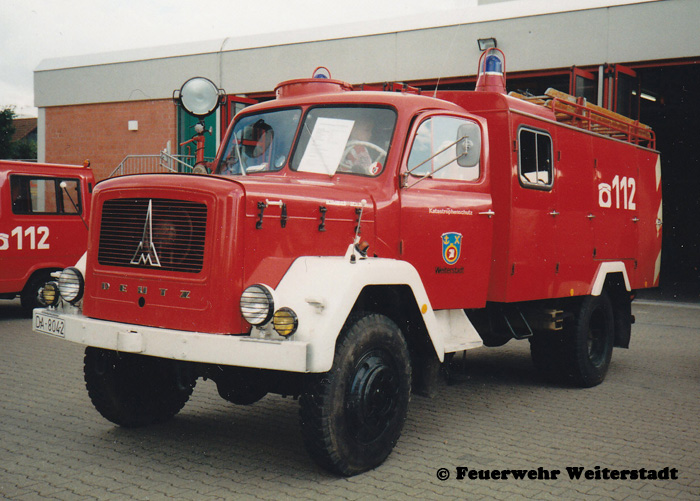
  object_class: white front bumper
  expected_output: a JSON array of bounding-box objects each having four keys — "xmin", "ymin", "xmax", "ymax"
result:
[{"xmin": 32, "ymin": 308, "xmax": 310, "ymax": 372}]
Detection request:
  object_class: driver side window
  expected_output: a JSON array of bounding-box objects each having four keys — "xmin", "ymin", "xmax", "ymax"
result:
[{"xmin": 407, "ymin": 116, "xmax": 481, "ymax": 181}]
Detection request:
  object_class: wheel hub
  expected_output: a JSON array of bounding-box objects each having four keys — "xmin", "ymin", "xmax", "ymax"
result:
[{"xmin": 346, "ymin": 350, "xmax": 399, "ymax": 443}]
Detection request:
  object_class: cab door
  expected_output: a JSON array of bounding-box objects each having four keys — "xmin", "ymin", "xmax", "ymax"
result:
[{"xmin": 399, "ymin": 113, "xmax": 493, "ymax": 310}]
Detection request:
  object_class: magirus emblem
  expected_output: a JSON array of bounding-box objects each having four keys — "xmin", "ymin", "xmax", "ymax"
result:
[{"xmin": 130, "ymin": 199, "xmax": 162, "ymax": 267}]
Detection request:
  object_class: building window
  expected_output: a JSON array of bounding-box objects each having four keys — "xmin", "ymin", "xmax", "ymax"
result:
[{"xmin": 518, "ymin": 128, "xmax": 553, "ymax": 189}]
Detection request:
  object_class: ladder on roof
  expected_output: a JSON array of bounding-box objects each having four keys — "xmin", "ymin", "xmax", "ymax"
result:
[{"xmin": 510, "ymin": 88, "xmax": 655, "ymax": 149}]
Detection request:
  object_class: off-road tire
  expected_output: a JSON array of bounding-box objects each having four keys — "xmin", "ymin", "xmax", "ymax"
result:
[
  {"xmin": 84, "ymin": 347, "xmax": 196, "ymax": 427},
  {"xmin": 299, "ymin": 313, "xmax": 411, "ymax": 476},
  {"xmin": 561, "ymin": 292, "xmax": 615, "ymax": 387}
]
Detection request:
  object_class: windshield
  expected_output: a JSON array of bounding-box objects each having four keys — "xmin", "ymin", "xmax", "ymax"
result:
[
  {"xmin": 215, "ymin": 109, "xmax": 301, "ymax": 175},
  {"xmin": 291, "ymin": 107, "xmax": 396, "ymax": 177}
]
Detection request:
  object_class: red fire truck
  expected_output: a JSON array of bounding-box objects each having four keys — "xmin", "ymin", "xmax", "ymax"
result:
[
  {"xmin": 32, "ymin": 49, "xmax": 662, "ymax": 476},
  {"xmin": 1, "ymin": 160, "xmax": 93, "ymax": 314}
]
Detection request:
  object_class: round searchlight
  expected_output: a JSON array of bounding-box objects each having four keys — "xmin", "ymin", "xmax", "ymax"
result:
[{"xmin": 175, "ymin": 77, "xmax": 224, "ymax": 118}]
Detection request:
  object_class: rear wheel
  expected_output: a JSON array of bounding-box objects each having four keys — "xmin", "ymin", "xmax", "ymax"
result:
[
  {"xmin": 561, "ymin": 293, "xmax": 615, "ymax": 387},
  {"xmin": 299, "ymin": 313, "xmax": 411, "ymax": 476},
  {"xmin": 84, "ymin": 347, "xmax": 196, "ymax": 427}
]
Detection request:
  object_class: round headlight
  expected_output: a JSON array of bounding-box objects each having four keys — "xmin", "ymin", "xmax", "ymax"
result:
[
  {"xmin": 57, "ymin": 267, "xmax": 84, "ymax": 304},
  {"xmin": 40, "ymin": 281, "xmax": 60, "ymax": 306},
  {"xmin": 273, "ymin": 308, "xmax": 298, "ymax": 337},
  {"xmin": 240, "ymin": 284, "xmax": 274, "ymax": 326}
]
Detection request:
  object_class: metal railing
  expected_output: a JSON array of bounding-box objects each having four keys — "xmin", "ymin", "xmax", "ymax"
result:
[{"xmin": 109, "ymin": 151, "xmax": 214, "ymax": 178}]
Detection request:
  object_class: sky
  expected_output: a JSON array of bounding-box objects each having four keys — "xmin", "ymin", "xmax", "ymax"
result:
[{"xmin": 0, "ymin": 0, "xmax": 468, "ymax": 117}]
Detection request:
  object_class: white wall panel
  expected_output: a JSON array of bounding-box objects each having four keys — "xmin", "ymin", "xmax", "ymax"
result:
[{"xmin": 34, "ymin": 0, "xmax": 700, "ymax": 107}]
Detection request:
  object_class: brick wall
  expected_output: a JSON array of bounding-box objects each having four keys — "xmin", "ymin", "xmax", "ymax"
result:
[{"xmin": 45, "ymin": 100, "xmax": 177, "ymax": 181}]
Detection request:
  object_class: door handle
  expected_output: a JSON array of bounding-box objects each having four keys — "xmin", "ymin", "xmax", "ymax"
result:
[
  {"xmin": 478, "ymin": 210, "xmax": 495, "ymax": 218},
  {"xmin": 549, "ymin": 210, "xmax": 560, "ymax": 217}
]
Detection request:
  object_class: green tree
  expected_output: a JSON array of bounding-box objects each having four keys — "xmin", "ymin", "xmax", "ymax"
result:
[
  {"xmin": 0, "ymin": 106, "xmax": 16, "ymax": 159},
  {"xmin": 12, "ymin": 138, "xmax": 37, "ymax": 160}
]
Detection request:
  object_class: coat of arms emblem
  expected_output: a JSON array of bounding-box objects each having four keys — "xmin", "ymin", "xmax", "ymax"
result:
[{"xmin": 441, "ymin": 232, "xmax": 462, "ymax": 265}]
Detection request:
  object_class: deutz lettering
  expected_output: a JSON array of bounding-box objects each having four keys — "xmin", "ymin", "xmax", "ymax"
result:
[{"xmin": 100, "ymin": 282, "xmax": 190, "ymax": 299}]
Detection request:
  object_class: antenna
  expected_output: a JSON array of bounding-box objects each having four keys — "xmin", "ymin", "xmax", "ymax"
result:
[
  {"xmin": 354, "ymin": 199, "xmax": 367, "ymax": 243},
  {"xmin": 433, "ymin": 23, "xmax": 464, "ymax": 98}
]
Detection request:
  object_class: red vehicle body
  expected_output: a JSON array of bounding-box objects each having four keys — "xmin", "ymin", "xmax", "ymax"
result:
[
  {"xmin": 33, "ymin": 50, "xmax": 661, "ymax": 476},
  {"xmin": 1, "ymin": 160, "xmax": 93, "ymax": 312}
]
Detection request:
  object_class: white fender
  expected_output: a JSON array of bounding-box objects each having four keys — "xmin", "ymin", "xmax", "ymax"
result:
[
  {"xmin": 590, "ymin": 261, "xmax": 631, "ymax": 296},
  {"xmin": 259, "ymin": 250, "xmax": 481, "ymax": 373}
]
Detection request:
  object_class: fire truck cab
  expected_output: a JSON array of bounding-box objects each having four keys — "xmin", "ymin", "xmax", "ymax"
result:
[
  {"xmin": 32, "ymin": 50, "xmax": 661, "ymax": 476},
  {"xmin": 1, "ymin": 160, "xmax": 93, "ymax": 313}
]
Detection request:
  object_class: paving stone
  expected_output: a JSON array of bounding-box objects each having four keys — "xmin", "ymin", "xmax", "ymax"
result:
[{"xmin": 1, "ymin": 299, "xmax": 698, "ymax": 499}]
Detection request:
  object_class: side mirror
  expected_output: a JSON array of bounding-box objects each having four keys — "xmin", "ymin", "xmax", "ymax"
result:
[{"xmin": 456, "ymin": 122, "xmax": 481, "ymax": 167}]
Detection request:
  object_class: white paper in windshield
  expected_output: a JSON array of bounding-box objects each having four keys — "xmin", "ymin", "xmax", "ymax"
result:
[{"xmin": 297, "ymin": 118, "xmax": 355, "ymax": 175}]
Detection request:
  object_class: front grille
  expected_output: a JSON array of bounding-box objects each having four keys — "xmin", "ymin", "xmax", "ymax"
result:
[{"xmin": 98, "ymin": 198, "xmax": 207, "ymax": 273}]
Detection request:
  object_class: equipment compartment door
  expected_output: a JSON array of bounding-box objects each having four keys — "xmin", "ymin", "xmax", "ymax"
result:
[{"xmin": 507, "ymin": 124, "xmax": 560, "ymax": 302}]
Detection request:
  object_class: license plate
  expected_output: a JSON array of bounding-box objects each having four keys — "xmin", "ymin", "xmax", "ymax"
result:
[{"xmin": 34, "ymin": 312, "xmax": 66, "ymax": 338}]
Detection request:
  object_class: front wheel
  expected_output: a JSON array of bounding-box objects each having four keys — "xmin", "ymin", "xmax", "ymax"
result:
[
  {"xmin": 299, "ymin": 313, "xmax": 411, "ymax": 476},
  {"xmin": 84, "ymin": 348, "xmax": 196, "ymax": 427}
]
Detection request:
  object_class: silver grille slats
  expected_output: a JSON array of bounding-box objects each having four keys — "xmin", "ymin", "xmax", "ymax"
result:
[{"xmin": 98, "ymin": 198, "xmax": 207, "ymax": 273}]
